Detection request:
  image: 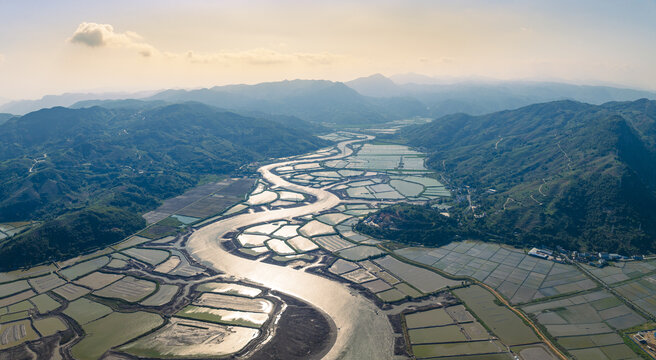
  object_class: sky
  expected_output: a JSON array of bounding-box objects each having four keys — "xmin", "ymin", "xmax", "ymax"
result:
[{"xmin": 0, "ymin": 0, "xmax": 655, "ymax": 100}]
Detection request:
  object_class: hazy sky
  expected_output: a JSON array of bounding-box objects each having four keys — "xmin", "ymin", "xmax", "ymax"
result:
[{"xmin": 1, "ymin": 0, "xmax": 655, "ymax": 99}]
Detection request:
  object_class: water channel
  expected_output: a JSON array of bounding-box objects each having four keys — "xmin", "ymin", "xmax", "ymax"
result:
[{"xmin": 186, "ymin": 135, "xmax": 396, "ymax": 359}]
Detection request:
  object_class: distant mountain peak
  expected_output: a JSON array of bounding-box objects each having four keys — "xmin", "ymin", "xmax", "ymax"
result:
[{"xmin": 345, "ymin": 73, "xmax": 403, "ymax": 97}]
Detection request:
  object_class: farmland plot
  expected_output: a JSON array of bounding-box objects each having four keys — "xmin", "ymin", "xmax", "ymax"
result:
[
  {"xmin": 266, "ymin": 239, "xmax": 296, "ymax": 255},
  {"xmin": 0, "ymin": 280, "xmax": 30, "ymax": 298},
  {"xmin": 71, "ymin": 311, "xmax": 164, "ymax": 360},
  {"xmin": 93, "ymin": 276, "xmax": 157, "ymax": 303},
  {"xmin": 0, "ymin": 319, "xmax": 38, "ymax": 350},
  {"xmin": 374, "ymin": 256, "xmax": 459, "ymax": 294},
  {"xmin": 122, "ymin": 248, "xmax": 170, "ymax": 266},
  {"xmin": 193, "ymin": 293, "xmax": 273, "ymax": 313},
  {"xmin": 196, "ymin": 282, "xmax": 262, "ymax": 298},
  {"xmin": 29, "ymin": 293, "xmax": 60, "ymax": 314},
  {"xmin": 28, "ymin": 274, "xmax": 66, "ymax": 293},
  {"xmin": 453, "ymin": 286, "xmax": 538, "ymax": 345},
  {"xmin": 176, "ymin": 305, "xmax": 269, "ymax": 328},
  {"xmin": 120, "ymin": 317, "xmax": 259, "ymax": 358},
  {"xmin": 63, "ymin": 298, "xmax": 113, "ymax": 325},
  {"xmin": 298, "ymin": 220, "xmax": 336, "ymax": 237},
  {"xmin": 74, "ymin": 272, "xmax": 123, "ymax": 290},
  {"xmin": 521, "ymin": 289, "xmax": 645, "ymax": 358},
  {"xmin": 33, "ymin": 316, "xmax": 67, "ymax": 337},
  {"xmin": 60, "ymin": 256, "xmax": 110, "ymax": 280},
  {"xmin": 140, "ymin": 285, "xmax": 179, "ymax": 307},
  {"xmin": 53, "ymin": 283, "xmax": 89, "ymax": 301}
]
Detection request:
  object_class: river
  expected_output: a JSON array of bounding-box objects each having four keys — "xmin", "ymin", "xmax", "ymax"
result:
[{"xmin": 186, "ymin": 135, "xmax": 396, "ymax": 360}]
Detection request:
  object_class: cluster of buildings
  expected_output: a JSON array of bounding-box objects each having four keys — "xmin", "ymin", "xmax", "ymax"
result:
[
  {"xmin": 528, "ymin": 247, "xmax": 645, "ymax": 267},
  {"xmin": 633, "ymin": 331, "xmax": 656, "ymax": 354}
]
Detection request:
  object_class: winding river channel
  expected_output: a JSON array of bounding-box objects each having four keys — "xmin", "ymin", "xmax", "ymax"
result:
[{"xmin": 186, "ymin": 136, "xmax": 396, "ymax": 359}]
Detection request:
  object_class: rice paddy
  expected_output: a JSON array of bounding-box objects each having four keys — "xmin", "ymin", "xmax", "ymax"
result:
[
  {"xmin": 140, "ymin": 284, "xmax": 179, "ymax": 306},
  {"xmin": 395, "ymin": 241, "xmax": 596, "ymax": 304},
  {"xmin": 613, "ymin": 274, "xmax": 656, "ymax": 318},
  {"xmin": 373, "ymin": 256, "xmax": 459, "ymax": 294},
  {"xmin": 412, "ymin": 341, "xmax": 507, "ymax": 359},
  {"xmin": 0, "ymin": 319, "xmax": 38, "ymax": 350},
  {"xmin": 196, "ymin": 282, "xmax": 262, "ymax": 298},
  {"xmin": 272, "ymin": 224, "xmax": 300, "ymax": 238},
  {"xmin": 29, "ymin": 294, "xmax": 60, "ymax": 314},
  {"xmin": 0, "ymin": 281, "xmax": 30, "ymax": 298},
  {"xmin": 60, "ymin": 256, "xmax": 110, "ymax": 280},
  {"xmin": 313, "ymin": 235, "xmax": 355, "ymax": 252},
  {"xmin": 0, "ymin": 290, "xmax": 35, "ymax": 307},
  {"xmin": 405, "ymin": 307, "xmax": 455, "ymax": 328},
  {"xmin": 154, "ymin": 256, "xmax": 181, "ymax": 274},
  {"xmin": 521, "ymin": 289, "xmax": 645, "ymax": 357},
  {"xmin": 337, "ymin": 245, "xmax": 385, "ymax": 261},
  {"xmin": 52, "ymin": 283, "xmax": 90, "ymax": 301},
  {"xmin": 175, "ymin": 305, "xmax": 269, "ymax": 328},
  {"xmin": 237, "ymin": 233, "xmax": 270, "ymax": 247},
  {"xmin": 142, "ymin": 178, "xmax": 256, "ymax": 224},
  {"xmin": 27, "ymin": 273, "xmax": 66, "ymax": 293},
  {"xmin": 453, "ymin": 285, "xmax": 539, "ymax": 345},
  {"xmin": 93, "ymin": 276, "xmax": 157, "ymax": 303},
  {"xmin": 33, "ymin": 316, "xmax": 67, "ymax": 337},
  {"xmin": 315, "ymin": 213, "xmax": 352, "ymax": 225},
  {"xmin": 71, "ymin": 311, "xmax": 164, "ymax": 360},
  {"xmin": 287, "ymin": 235, "xmax": 319, "ymax": 252},
  {"xmin": 328, "ymin": 259, "xmax": 360, "ymax": 275},
  {"xmin": 122, "ymin": 248, "xmax": 170, "ymax": 266},
  {"xmin": 63, "ymin": 298, "xmax": 113, "ymax": 325},
  {"xmin": 298, "ymin": 220, "xmax": 336, "ymax": 237},
  {"xmin": 74, "ymin": 271, "xmax": 123, "ymax": 290},
  {"xmin": 265, "ymin": 239, "xmax": 296, "ymax": 255},
  {"xmin": 193, "ymin": 293, "xmax": 273, "ymax": 313}
]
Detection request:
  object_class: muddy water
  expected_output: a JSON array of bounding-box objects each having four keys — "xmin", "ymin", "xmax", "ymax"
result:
[{"xmin": 187, "ymin": 136, "xmax": 395, "ymax": 359}]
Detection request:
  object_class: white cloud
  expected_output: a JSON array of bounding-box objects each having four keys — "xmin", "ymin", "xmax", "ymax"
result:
[
  {"xmin": 69, "ymin": 22, "xmax": 342, "ymax": 65},
  {"xmin": 69, "ymin": 22, "xmax": 156, "ymax": 57}
]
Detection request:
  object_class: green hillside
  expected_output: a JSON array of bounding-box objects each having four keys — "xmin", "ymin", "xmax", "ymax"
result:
[
  {"xmin": 0, "ymin": 102, "xmax": 328, "ymax": 270},
  {"xmin": 399, "ymin": 99, "xmax": 656, "ymax": 254}
]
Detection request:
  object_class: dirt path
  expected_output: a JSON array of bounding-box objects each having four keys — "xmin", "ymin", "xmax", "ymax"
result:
[
  {"xmin": 495, "ymin": 137, "xmax": 503, "ymax": 149},
  {"xmin": 557, "ymin": 141, "xmax": 573, "ymax": 170}
]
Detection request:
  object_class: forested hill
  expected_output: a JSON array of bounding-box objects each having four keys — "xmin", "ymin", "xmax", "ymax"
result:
[
  {"xmin": 401, "ymin": 99, "xmax": 656, "ymax": 254},
  {"xmin": 0, "ymin": 102, "xmax": 328, "ymax": 270}
]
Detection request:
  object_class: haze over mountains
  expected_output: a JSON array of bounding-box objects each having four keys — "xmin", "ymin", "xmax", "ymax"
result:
[
  {"xmin": 3, "ymin": 74, "xmax": 655, "ymax": 123},
  {"xmin": 0, "ymin": 90, "xmax": 157, "ymax": 116},
  {"xmin": 347, "ymin": 74, "xmax": 656, "ymax": 118}
]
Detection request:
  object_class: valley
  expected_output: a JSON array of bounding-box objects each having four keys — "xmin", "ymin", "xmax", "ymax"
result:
[{"xmin": 4, "ymin": 130, "xmax": 655, "ymax": 359}]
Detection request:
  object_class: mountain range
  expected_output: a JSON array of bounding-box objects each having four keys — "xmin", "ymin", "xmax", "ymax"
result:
[
  {"xmin": 0, "ymin": 90, "xmax": 156, "ymax": 115},
  {"xmin": 0, "ymin": 102, "xmax": 328, "ymax": 269},
  {"xmin": 401, "ymin": 99, "xmax": 656, "ymax": 254},
  {"xmin": 5, "ymin": 75, "xmax": 654, "ymax": 125},
  {"xmin": 347, "ymin": 74, "xmax": 656, "ymax": 118}
]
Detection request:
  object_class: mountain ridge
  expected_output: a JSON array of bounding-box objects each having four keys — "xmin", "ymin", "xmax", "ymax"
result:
[{"xmin": 399, "ymin": 99, "xmax": 656, "ymax": 254}]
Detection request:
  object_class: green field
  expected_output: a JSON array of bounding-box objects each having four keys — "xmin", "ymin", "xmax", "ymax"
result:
[
  {"xmin": 71, "ymin": 311, "xmax": 163, "ymax": 360},
  {"xmin": 63, "ymin": 298, "xmax": 113, "ymax": 325},
  {"xmin": 453, "ymin": 285, "xmax": 539, "ymax": 345}
]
